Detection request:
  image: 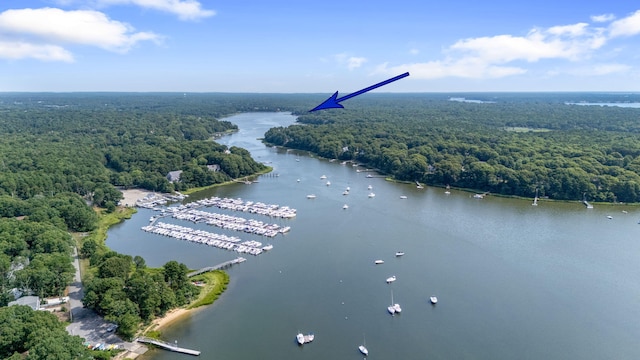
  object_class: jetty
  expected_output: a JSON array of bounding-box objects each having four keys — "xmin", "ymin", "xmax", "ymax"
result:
[
  {"xmin": 136, "ymin": 337, "xmax": 200, "ymax": 356},
  {"xmin": 187, "ymin": 257, "xmax": 246, "ymax": 277}
]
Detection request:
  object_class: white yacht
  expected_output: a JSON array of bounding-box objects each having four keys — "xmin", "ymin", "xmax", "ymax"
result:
[
  {"xmin": 374, "ymin": 260, "xmax": 384, "ymax": 265},
  {"xmin": 306, "ymin": 194, "xmax": 316, "ymax": 199},
  {"xmin": 386, "ymin": 275, "xmax": 396, "ymax": 283},
  {"xmin": 320, "ymin": 175, "xmax": 327, "ymax": 179},
  {"xmin": 430, "ymin": 296, "xmax": 438, "ymax": 304},
  {"xmin": 296, "ymin": 333, "xmax": 314, "ymax": 345},
  {"xmin": 473, "ymin": 193, "xmax": 484, "ymax": 199},
  {"xmin": 359, "ymin": 334, "xmax": 369, "ymax": 356},
  {"xmin": 395, "ymin": 251, "xmax": 405, "ymax": 257},
  {"xmin": 342, "ymin": 190, "xmax": 349, "ymax": 195},
  {"xmin": 367, "ymin": 185, "xmax": 373, "ymax": 190},
  {"xmin": 399, "ymin": 195, "xmax": 407, "ymax": 199},
  {"xmin": 326, "ymin": 181, "xmax": 331, "ymax": 186},
  {"xmin": 262, "ymin": 244, "xmax": 273, "ymax": 251},
  {"xmin": 368, "ymin": 193, "xmax": 375, "ymax": 198},
  {"xmin": 343, "ymin": 204, "xmax": 349, "ymax": 210}
]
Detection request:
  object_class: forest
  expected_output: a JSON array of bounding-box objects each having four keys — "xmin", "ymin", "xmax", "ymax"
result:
[{"xmin": 266, "ymin": 93, "xmax": 640, "ymax": 203}]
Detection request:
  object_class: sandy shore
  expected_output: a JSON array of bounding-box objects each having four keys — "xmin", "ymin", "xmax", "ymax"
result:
[
  {"xmin": 118, "ymin": 189, "xmax": 154, "ymax": 207},
  {"xmin": 151, "ymin": 308, "xmax": 192, "ymax": 330}
]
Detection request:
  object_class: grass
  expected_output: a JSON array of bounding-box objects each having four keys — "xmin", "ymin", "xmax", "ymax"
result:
[
  {"xmin": 182, "ymin": 167, "xmax": 273, "ymax": 195},
  {"xmin": 187, "ymin": 270, "xmax": 230, "ymax": 309}
]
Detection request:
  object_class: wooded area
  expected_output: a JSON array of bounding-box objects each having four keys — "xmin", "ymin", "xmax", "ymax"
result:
[{"xmin": 267, "ymin": 93, "xmax": 640, "ymax": 203}]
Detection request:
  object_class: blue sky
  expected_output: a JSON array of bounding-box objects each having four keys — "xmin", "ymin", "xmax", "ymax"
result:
[{"xmin": 1, "ymin": 0, "xmax": 640, "ymax": 92}]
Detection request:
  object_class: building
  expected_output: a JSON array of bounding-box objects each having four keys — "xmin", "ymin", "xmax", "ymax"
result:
[
  {"xmin": 9, "ymin": 295, "xmax": 41, "ymax": 310},
  {"xmin": 166, "ymin": 170, "xmax": 183, "ymax": 183}
]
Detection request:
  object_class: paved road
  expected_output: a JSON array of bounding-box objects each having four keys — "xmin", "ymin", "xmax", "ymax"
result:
[{"xmin": 65, "ymin": 247, "xmax": 145, "ymax": 354}]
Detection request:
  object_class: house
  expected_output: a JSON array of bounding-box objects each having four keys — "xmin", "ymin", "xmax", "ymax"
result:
[
  {"xmin": 9, "ymin": 295, "xmax": 41, "ymax": 310},
  {"xmin": 207, "ymin": 164, "xmax": 220, "ymax": 172},
  {"xmin": 166, "ymin": 170, "xmax": 183, "ymax": 183}
]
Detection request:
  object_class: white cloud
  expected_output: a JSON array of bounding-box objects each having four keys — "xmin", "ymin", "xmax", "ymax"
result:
[
  {"xmin": 0, "ymin": 41, "xmax": 74, "ymax": 62},
  {"xmin": 96, "ymin": 0, "xmax": 215, "ymax": 21},
  {"xmin": 332, "ymin": 53, "xmax": 368, "ymax": 70},
  {"xmin": 347, "ymin": 57, "xmax": 367, "ymax": 70},
  {"xmin": 376, "ymin": 18, "xmax": 617, "ymax": 80},
  {"xmin": 0, "ymin": 7, "xmax": 161, "ymax": 59},
  {"xmin": 609, "ymin": 10, "xmax": 640, "ymax": 37},
  {"xmin": 409, "ymin": 48, "xmax": 419, "ymax": 55},
  {"xmin": 575, "ymin": 63, "xmax": 631, "ymax": 76},
  {"xmin": 591, "ymin": 13, "xmax": 615, "ymax": 23}
]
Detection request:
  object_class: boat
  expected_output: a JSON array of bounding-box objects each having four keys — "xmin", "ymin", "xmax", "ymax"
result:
[
  {"xmin": 395, "ymin": 251, "xmax": 405, "ymax": 257},
  {"xmin": 532, "ymin": 188, "xmax": 539, "ymax": 206},
  {"xmin": 346, "ymin": 186, "xmax": 350, "ymax": 191},
  {"xmin": 386, "ymin": 275, "xmax": 396, "ymax": 283},
  {"xmin": 607, "ymin": 215, "xmax": 613, "ymax": 219},
  {"xmin": 445, "ymin": 184, "xmax": 451, "ymax": 195},
  {"xmin": 399, "ymin": 195, "xmax": 407, "ymax": 199},
  {"xmin": 320, "ymin": 175, "xmax": 327, "ymax": 179},
  {"xmin": 430, "ymin": 296, "xmax": 438, "ymax": 304},
  {"xmin": 262, "ymin": 244, "xmax": 273, "ymax": 251},
  {"xmin": 342, "ymin": 190, "xmax": 349, "ymax": 195},
  {"xmin": 368, "ymin": 193, "xmax": 375, "ymax": 198},
  {"xmin": 306, "ymin": 194, "xmax": 316, "ymax": 199},
  {"xmin": 416, "ymin": 181, "xmax": 424, "ymax": 189},
  {"xmin": 388, "ymin": 290, "xmax": 401, "ymax": 314},
  {"xmin": 473, "ymin": 193, "xmax": 484, "ymax": 199},
  {"xmin": 297, "ymin": 179, "xmax": 300, "ymax": 182},
  {"xmin": 343, "ymin": 204, "xmax": 349, "ymax": 210},
  {"xmin": 296, "ymin": 333, "xmax": 315, "ymax": 345},
  {"xmin": 367, "ymin": 185, "xmax": 373, "ymax": 190},
  {"xmin": 374, "ymin": 260, "xmax": 384, "ymax": 264},
  {"xmin": 359, "ymin": 335, "xmax": 369, "ymax": 356},
  {"xmin": 366, "ymin": 174, "xmax": 373, "ymax": 178},
  {"xmin": 326, "ymin": 181, "xmax": 331, "ymax": 186}
]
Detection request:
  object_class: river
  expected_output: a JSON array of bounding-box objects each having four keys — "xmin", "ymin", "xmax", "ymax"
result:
[{"xmin": 106, "ymin": 112, "xmax": 640, "ymax": 359}]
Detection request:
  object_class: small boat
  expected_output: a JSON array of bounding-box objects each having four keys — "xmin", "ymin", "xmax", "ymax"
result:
[
  {"xmin": 389, "ymin": 290, "xmax": 401, "ymax": 314},
  {"xmin": 359, "ymin": 335, "xmax": 369, "ymax": 356},
  {"xmin": 262, "ymin": 244, "xmax": 273, "ymax": 251},
  {"xmin": 306, "ymin": 194, "xmax": 316, "ymax": 199},
  {"xmin": 326, "ymin": 181, "xmax": 331, "ymax": 186},
  {"xmin": 395, "ymin": 251, "xmax": 405, "ymax": 257},
  {"xmin": 386, "ymin": 275, "xmax": 396, "ymax": 283},
  {"xmin": 346, "ymin": 186, "xmax": 350, "ymax": 191},
  {"xmin": 368, "ymin": 193, "xmax": 375, "ymax": 198},
  {"xmin": 342, "ymin": 190, "xmax": 349, "ymax": 195},
  {"xmin": 297, "ymin": 179, "xmax": 301, "ymax": 182},
  {"xmin": 532, "ymin": 188, "xmax": 539, "ymax": 206},
  {"xmin": 416, "ymin": 181, "xmax": 424, "ymax": 189},
  {"xmin": 473, "ymin": 194, "xmax": 484, "ymax": 199},
  {"xmin": 366, "ymin": 174, "xmax": 373, "ymax": 178},
  {"xmin": 445, "ymin": 184, "xmax": 451, "ymax": 195},
  {"xmin": 374, "ymin": 260, "xmax": 384, "ymax": 264},
  {"xmin": 367, "ymin": 185, "xmax": 373, "ymax": 190},
  {"xmin": 320, "ymin": 175, "xmax": 327, "ymax": 179},
  {"xmin": 297, "ymin": 333, "xmax": 315, "ymax": 345},
  {"xmin": 430, "ymin": 296, "xmax": 438, "ymax": 304},
  {"xmin": 399, "ymin": 195, "xmax": 407, "ymax": 199},
  {"xmin": 607, "ymin": 215, "xmax": 613, "ymax": 219},
  {"xmin": 343, "ymin": 204, "xmax": 349, "ymax": 210}
]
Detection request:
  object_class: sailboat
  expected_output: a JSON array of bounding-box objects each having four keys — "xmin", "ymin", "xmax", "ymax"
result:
[
  {"xmin": 358, "ymin": 334, "xmax": 369, "ymax": 356},
  {"xmin": 445, "ymin": 184, "xmax": 451, "ymax": 195},
  {"xmin": 388, "ymin": 290, "xmax": 401, "ymax": 314},
  {"xmin": 532, "ymin": 188, "xmax": 539, "ymax": 206}
]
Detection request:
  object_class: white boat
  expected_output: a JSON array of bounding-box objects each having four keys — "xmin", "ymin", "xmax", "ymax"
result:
[
  {"xmin": 342, "ymin": 190, "xmax": 349, "ymax": 195},
  {"xmin": 473, "ymin": 194, "xmax": 484, "ymax": 199},
  {"xmin": 386, "ymin": 275, "xmax": 396, "ymax": 283},
  {"xmin": 607, "ymin": 215, "xmax": 613, "ymax": 219},
  {"xmin": 416, "ymin": 181, "xmax": 424, "ymax": 189},
  {"xmin": 388, "ymin": 290, "xmax": 401, "ymax": 314},
  {"xmin": 326, "ymin": 181, "xmax": 331, "ymax": 186},
  {"xmin": 374, "ymin": 260, "xmax": 384, "ymax": 264},
  {"xmin": 395, "ymin": 251, "xmax": 405, "ymax": 257},
  {"xmin": 430, "ymin": 296, "xmax": 438, "ymax": 304},
  {"xmin": 262, "ymin": 244, "xmax": 273, "ymax": 251},
  {"xmin": 346, "ymin": 186, "xmax": 350, "ymax": 191},
  {"xmin": 367, "ymin": 185, "xmax": 373, "ymax": 190},
  {"xmin": 532, "ymin": 188, "xmax": 539, "ymax": 206},
  {"xmin": 359, "ymin": 335, "xmax": 369, "ymax": 356},
  {"xmin": 366, "ymin": 174, "xmax": 373, "ymax": 178},
  {"xmin": 368, "ymin": 193, "xmax": 375, "ymax": 198},
  {"xmin": 306, "ymin": 194, "xmax": 316, "ymax": 199},
  {"xmin": 296, "ymin": 333, "xmax": 314, "ymax": 345},
  {"xmin": 297, "ymin": 179, "xmax": 300, "ymax": 182},
  {"xmin": 399, "ymin": 195, "xmax": 407, "ymax": 199},
  {"xmin": 343, "ymin": 204, "xmax": 349, "ymax": 210},
  {"xmin": 320, "ymin": 175, "xmax": 327, "ymax": 179},
  {"xmin": 445, "ymin": 184, "xmax": 451, "ymax": 195}
]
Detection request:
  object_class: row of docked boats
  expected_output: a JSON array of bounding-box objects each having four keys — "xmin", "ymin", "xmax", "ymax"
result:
[
  {"xmin": 191, "ymin": 196, "xmax": 297, "ymax": 218},
  {"xmin": 170, "ymin": 208, "xmax": 289, "ymax": 237},
  {"xmin": 142, "ymin": 222, "xmax": 270, "ymax": 255}
]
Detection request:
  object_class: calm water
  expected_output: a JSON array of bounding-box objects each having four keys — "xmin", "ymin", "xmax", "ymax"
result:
[{"xmin": 106, "ymin": 112, "xmax": 640, "ymax": 359}]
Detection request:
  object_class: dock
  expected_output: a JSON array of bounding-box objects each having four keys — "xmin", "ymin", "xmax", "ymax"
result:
[
  {"xmin": 187, "ymin": 257, "xmax": 246, "ymax": 277},
  {"xmin": 136, "ymin": 337, "xmax": 200, "ymax": 356}
]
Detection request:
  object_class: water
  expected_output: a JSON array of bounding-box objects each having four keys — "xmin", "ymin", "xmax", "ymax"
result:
[{"xmin": 106, "ymin": 112, "xmax": 640, "ymax": 359}]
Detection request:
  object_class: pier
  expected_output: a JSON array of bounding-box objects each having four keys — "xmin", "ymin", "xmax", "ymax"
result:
[
  {"xmin": 136, "ymin": 337, "xmax": 200, "ymax": 356},
  {"xmin": 187, "ymin": 257, "xmax": 246, "ymax": 277}
]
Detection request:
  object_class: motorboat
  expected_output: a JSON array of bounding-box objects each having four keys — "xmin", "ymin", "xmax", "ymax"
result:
[
  {"xmin": 306, "ymin": 194, "xmax": 316, "ymax": 199},
  {"xmin": 368, "ymin": 193, "xmax": 375, "ymax": 198},
  {"xmin": 430, "ymin": 296, "xmax": 438, "ymax": 304},
  {"xmin": 374, "ymin": 260, "xmax": 384, "ymax": 264},
  {"xmin": 386, "ymin": 275, "xmax": 396, "ymax": 283},
  {"xmin": 262, "ymin": 244, "xmax": 273, "ymax": 251},
  {"xmin": 359, "ymin": 345, "xmax": 369, "ymax": 356},
  {"xmin": 473, "ymin": 194, "xmax": 484, "ymax": 199},
  {"xmin": 320, "ymin": 175, "xmax": 327, "ymax": 179},
  {"xmin": 297, "ymin": 333, "xmax": 314, "ymax": 345},
  {"xmin": 326, "ymin": 181, "xmax": 331, "ymax": 186},
  {"xmin": 343, "ymin": 204, "xmax": 349, "ymax": 210},
  {"xmin": 343, "ymin": 190, "xmax": 349, "ymax": 195},
  {"xmin": 395, "ymin": 252, "xmax": 405, "ymax": 257},
  {"xmin": 399, "ymin": 195, "xmax": 407, "ymax": 199},
  {"xmin": 367, "ymin": 185, "xmax": 373, "ymax": 190}
]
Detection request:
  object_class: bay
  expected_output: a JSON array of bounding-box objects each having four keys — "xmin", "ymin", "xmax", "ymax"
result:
[{"xmin": 106, "ymin": 112, "xmax": 640, "ymax": 359}]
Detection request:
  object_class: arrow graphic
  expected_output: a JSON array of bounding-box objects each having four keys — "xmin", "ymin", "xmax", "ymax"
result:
[{"xmin": 309, "ymin": 72, "xmax": 410, "ymax": 112}]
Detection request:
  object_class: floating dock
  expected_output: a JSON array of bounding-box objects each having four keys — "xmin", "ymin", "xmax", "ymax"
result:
[{"xmin": 136, "ymin": 337, "xmax": 200, "ymax": 356}]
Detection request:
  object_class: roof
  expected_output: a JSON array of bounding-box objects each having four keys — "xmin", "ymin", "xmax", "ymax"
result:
[{"xmin": 9, "ymin": 296, "xmax": 41, "ymax": 310}]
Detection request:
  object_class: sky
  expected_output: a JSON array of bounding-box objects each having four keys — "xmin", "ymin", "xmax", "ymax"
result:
[{"xmin": 1, "ymin": 0, "xmax": 640, "ymax": 92}]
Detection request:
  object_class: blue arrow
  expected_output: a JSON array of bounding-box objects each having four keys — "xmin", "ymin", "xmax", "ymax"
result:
[{"xmin": 309, "ymin": 72, "xmax": 410, "ymax": 112}]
